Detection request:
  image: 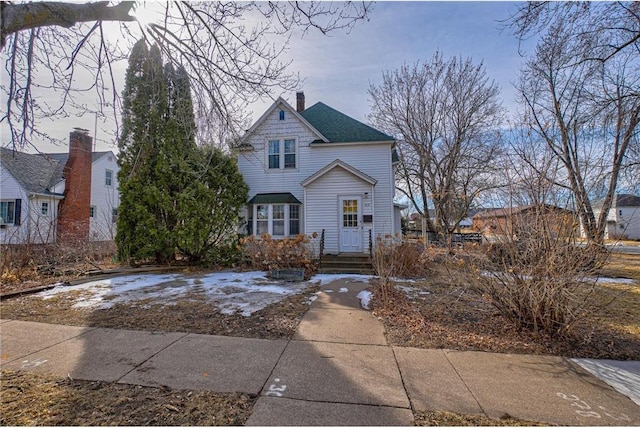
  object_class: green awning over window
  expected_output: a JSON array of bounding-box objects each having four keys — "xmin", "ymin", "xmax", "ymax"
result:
[{"xmin": 248, "ymin": 193, "xmax": 302, "ymax": 205}]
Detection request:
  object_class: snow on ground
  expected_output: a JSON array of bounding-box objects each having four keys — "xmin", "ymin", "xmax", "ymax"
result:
[
  {"xmin": 38, "ymin": 271, "xmax": 314, "ymax": 317},
  {"xmin": 396, "ymin": 285, "xmax": 431, "ymax": 301},
  {"xmin": 35, "ymin": 271, "xmax": 383, "ymax": 317},
  {"xmin": 357, "ymin": 290, "xmax": 373, "ymax": 309},
  {"xmin": 309, "ymin": 273, "xmax": 375, "ymax": 286},
  {"xmin": 595, "ymin": 277, "xmax": 638, "ymax": 285}
]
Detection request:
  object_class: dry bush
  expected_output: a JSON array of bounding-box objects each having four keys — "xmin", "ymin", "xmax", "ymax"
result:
[
  {"xmin": 240, "ymin": 233, "xmax": 318, "ymax": 279},
  {"xmin": 372, "ymin": 234, "xmax": 431, "ymax": 301},
  {"xmin": 1, "ymin": 240, "xmax": 117, "ymax": 286},
  {"xmin": 465, "ymin": 209, "xmax": 608, "ymax": 335}
]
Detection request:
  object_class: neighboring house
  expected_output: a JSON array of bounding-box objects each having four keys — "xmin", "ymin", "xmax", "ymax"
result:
[
  {"xmin": 473, "ymin": 204, "xmax": 576, "ymax": 238},
  {"xmin": 236, "ymin": 92, "xmax": 401, "ymax": 254},
  {"xmin": 591, "ymin": 194, "xmax": 640, "ymax": 240},
  {"xmin": 0, "ymin": 129, "xmax": 120, "ymax": 244}
]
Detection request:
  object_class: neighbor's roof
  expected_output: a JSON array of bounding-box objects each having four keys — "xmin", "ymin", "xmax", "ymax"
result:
[
  {"xmin": 300, "ymin": 102, "xmax": 395, "ymax": 144},
  {"xmin": 41, "ymin": 151, "xmax": 112, "ymax": 165},
  {"xmin": 593, "ymin": 193, "xmax": 640, "ymax": 209},
  {"xmin": 473, "ymin": 204, "xmax": 571, "ymax": 219},
  {"xmin": 248, "ymin": 193, "xmax": 302, "ymax": 205},
  {"xmin": 0, "ymin": 148, "xmax": 113, "ymax": 195},
  {"xmin": 615, "ymin": 194, "xmax": 640, "ymax": 207},
  {"xmin": 0, "ymin": 147, "xmax": 64, "ymax": 195}
]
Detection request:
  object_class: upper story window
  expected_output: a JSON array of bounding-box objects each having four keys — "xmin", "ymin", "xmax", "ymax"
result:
[
  {"xmin": 41, "ymin": 202, "xmax": 49, "ymax": 215},
  {"xmin": 267, "ymin": 138, "xmax": 296, "ymax": 170},
  {"xmin": 89, "ymin": 206, "xmax": 95, "ymax": 218},
  {"xmin": 105, "ymin": 169, "xmax": 113, "ymax": 186}
]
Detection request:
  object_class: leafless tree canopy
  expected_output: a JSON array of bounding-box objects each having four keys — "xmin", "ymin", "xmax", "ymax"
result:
[
  {"xmin": 514, "ymin": 3, "xmax": 640, "ymax": 244},
  {"xmin": 368, "ymin": 52, "xmax": 504, "ymax": 240},
  {"xmin": 508, "ymin": 2, "xmax": 640, "ymax": 64},
  {"xmin": 1, "ymin": 1, "xmax": 371, "ymax": 150}
]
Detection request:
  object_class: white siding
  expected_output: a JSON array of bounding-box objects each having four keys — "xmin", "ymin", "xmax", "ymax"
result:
[
  {"xmin": 26, "ymin": 195, "xmax": 59, "ymax": 244},
  {"xmin": 305, "ymin": 167, "xmax": 374, "ymax": 254},
  {"xmin": 238, "ymin": 101, "xmax": 395, "ymax": 251},
  {"xmin": 0, "ymin": 166, "xmax": 60, "ymax": 244},
  {"xmin": 90, "ymin": 152, "xmax": 120, "ymax": 241},
  {"xmin": 614, "ymin": 206, "xmax": 640, "ymax": 240},
  {"xmin": 0, "ymin": 167, "xmax": 29, "ymax": 244}
]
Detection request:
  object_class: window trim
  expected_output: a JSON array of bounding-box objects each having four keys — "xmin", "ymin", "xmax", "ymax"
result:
[
  {"xmin": 249, "ymin": 203, "xmax": 301, "ymax": 237},
  {"xmin": 105, "ymin": 169, "xmax": 113, "ymax": 186},
  {"xmin": 265, "ymin": 137, "xmax": 297, "ymax": 171},
  {"xmin": 0, "ymin": 200, "xmax": 16, "ymax": 225}
]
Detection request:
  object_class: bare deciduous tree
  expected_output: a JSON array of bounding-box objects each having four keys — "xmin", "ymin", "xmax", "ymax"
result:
[
  {"xmin": 1, "ymin": 1, "xmax": 371, "ymax": 150},
  {"xmin": 368, "ymin": 52, "xmax": 504, "ymax": 246},
  {"xmin": 508, "ymin": 2, "xmax": 640, "ymax": 64},
  {"xmin": 518, "ymin": 17, "xmax": 640, "ymax": 245}
]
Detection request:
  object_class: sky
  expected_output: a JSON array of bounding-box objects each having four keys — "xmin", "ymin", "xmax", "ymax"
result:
[{"xmin": 4, "ymin": 1, "xmax": 536, "ymax": 154}]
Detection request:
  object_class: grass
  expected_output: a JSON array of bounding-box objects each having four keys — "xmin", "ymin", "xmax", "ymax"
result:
[
  {"xmin": 0, "ymin": 370, "xmax": 255, "ymax": 426},
  {"xmin": 372, "ymin": 251, "xmax": 640, "ymax": 360},
  {"xmin": 414, "ymin": 410, "xmax": 549, "ymax": 426},
  {"xmin": 600, "ymin": 252, "xmax": 640, "ymax": 280}
]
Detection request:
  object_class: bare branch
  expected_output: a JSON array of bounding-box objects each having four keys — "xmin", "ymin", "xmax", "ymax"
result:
[{"xmin": 1, "ymin": 1, "xmax": 135, "ymax": 48}]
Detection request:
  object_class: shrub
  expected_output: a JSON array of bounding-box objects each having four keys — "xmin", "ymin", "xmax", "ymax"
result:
[
  {"xmin": 240, "ymin": 233, "xmax": 317, "ymax": 279},
  {"xmin": 466, "ymin": 209, "xmax": 608, "ymax": 335},
  {"xmin": 1, "ymin": 239, "xmax": 117, "ymax": 286},
  {"xmin": 372, "ymin": 234, "xmax": 432, "ymax": 301}
]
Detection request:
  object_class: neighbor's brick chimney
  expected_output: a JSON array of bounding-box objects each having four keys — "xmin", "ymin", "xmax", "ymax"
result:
[
  {"xmin": 296, "ymin": 91, "xmax": 305, "ymax": 112},
  {"xmin": 57, "ymin": 128, "xmax": 92, "ymax": 243}
]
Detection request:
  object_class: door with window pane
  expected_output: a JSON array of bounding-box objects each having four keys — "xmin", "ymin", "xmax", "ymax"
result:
[{"xmin": 339, "ymin": 196, "xmax": 362, "ymax": 252}]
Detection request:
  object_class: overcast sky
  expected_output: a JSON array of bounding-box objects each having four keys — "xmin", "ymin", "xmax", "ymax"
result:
[{"xmin": 7, "ymin": 1, "xmax": 536, "ymax": 153}]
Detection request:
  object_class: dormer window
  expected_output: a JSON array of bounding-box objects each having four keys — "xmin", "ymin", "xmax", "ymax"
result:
[
  {"xmin": 268, "ymin": 138, "xmax": 296, "ymax": 169},
  {"xmin": 279, "ymin": 110, "xmax": 285, "ymax": 120}
]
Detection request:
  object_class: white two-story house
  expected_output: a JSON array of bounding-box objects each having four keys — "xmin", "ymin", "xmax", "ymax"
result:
[
  {"xmin": 0, "ymin": 129, "xmax": 120, "ymax": 244},
  {"xmin": 592, "ymin": 194, "xmax": 640, "ymax": 240},
  {"xmin": 237, "ymin": 92, "xmax": 402, "ymax": 255}
]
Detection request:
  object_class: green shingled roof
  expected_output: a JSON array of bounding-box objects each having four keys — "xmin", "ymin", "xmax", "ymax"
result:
[
  {"xmin": 248, "ymin": 193, "xmax": 302, "ymax": 204},
  {"xmin": 300, "ymin": 102, "xmax": 394, "ymax": 143}
]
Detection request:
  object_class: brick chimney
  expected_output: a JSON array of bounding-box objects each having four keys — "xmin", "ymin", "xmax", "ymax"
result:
[
  {"xmin": 57, "ymin": 128, "xmax": 92, "ymax": 243},
  {"xmin": 296, "ymin": 91, "xmax": 305, "ymax": 112}
]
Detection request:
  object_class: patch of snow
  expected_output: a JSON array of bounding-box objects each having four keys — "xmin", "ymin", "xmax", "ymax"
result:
[
  {"xmin": 310, "ymin": 273, "xmax": 375, "ymax": 286},
  {"xmin": 571, "ymin": 359, "xmax": 640, "ymax": 406},
  {"xmin": 391, "ymin": 277, "xmax": 418, "ymax": 283},
  {"xmin": 339, "ymin": 287, "xmax": 349, "ymax": 293},
  {"xmin": 35, "ymin": 271, "xmax": 313, "ymax": 317},
  {"xmin": 306, "ymin": 295, "xmax": 318, "ymax": 304},
  {"xmin": 396, "ymin": 285, "xmax": 431, "ymax": 300},
  {"xmin": 357, "ymin": 290, "xmax": 373, "ymax": 310},
  {"xmin": 595, "ymin": 277, "xmax": 637, "ymax": 285}
]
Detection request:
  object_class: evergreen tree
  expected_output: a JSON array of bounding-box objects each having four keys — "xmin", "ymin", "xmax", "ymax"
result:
[
  {"xmin": 117, "ymin": 39, "xmax": 248, "ymax": 265},
  {"xmin": 176, "ymin": 146, "xmax": 248, "ymax": 261},
  {"xmin": 117, "ymin": 40, "xmax": 173, "ymax": 264}
]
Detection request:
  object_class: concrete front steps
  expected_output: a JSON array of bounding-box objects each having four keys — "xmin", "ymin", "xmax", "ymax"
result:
[{"xmin": 318, "ymin": 253, "xmax": 375, "ymax": 275}]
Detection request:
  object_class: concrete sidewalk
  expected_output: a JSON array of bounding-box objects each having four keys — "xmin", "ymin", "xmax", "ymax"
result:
[{"xmin": 1, "ymin": 277, "xmax": 639, "ymax": 426}]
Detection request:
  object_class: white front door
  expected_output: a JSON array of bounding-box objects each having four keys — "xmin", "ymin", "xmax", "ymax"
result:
[{"xmin": 339, "ymin": 196, "xmax": 363, "ymax": 252}]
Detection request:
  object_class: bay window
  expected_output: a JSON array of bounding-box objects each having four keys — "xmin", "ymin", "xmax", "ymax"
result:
[{"xmin": 248, "ymin": 204, "xmax": 301, "ymax": 237}]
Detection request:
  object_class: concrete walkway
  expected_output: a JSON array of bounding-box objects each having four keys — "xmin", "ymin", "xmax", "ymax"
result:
[{"xmin": 1, "ymin": 277, "xmax": 639, "ymax": 426}]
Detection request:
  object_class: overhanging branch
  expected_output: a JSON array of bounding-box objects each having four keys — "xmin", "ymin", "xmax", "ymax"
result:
[{"xmin": 1, "ymin": 1, "xmax": 136, "ymax": 49}]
